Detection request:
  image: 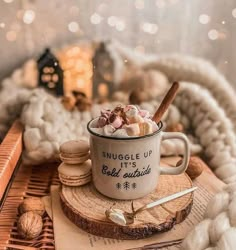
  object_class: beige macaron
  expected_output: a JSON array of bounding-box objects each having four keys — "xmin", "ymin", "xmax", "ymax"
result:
[
  {"xmin": 58, "ymin": 160, "xmax": 92, "ymax": 186},
  {"xmin": 59, "ymin": 140, "xmax": 90, "ymax": 164}
]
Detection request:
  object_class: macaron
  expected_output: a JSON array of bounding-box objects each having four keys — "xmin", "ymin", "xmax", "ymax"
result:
[
  {"xmin": 58, "ymin": 160, "xmax": 92, "ymax": 186},
  {"xmin": 59, "ymin": 140, "xmax": 90, "ymax": 164}
]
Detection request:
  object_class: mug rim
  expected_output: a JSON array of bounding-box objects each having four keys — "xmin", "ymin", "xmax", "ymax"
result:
[{"xmin": 87, "ymin": 118, "xmax": 163, "ymax": 141}]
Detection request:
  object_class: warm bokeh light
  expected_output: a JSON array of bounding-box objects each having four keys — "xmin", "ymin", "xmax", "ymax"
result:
[
  {"xmin": 232, "ymin": 8, "xmax": 236, "ymax": 18},
  {"xmin": 199, "ymin": 14, "xmax": 210, "ymax": 24},
  {"xmin": 0, "ymin": 22, "xmax": 5, "ymax": 28},
  {"xmin": 57, "ymin": 45, "xmax": 93, "ymax": 98},
  {"xmin": 3, "ymin": 0, "xmax": 14, "ymax": 3},
  {"xmin": 90, "ymin": 13, "xmax": 102, "ymax": 24},
  {"xmin": 141, "ymin": 22, "xmax": 158, "ymax": 34},
  {"xmin": 6, "ymin": 30, "xmax": 17, "ymax": 41},
  {"xmin": 68, "ymin": 21, "xmax": 79, "ymax": 32},
  {"xmin": 23, "ymin": 10, "xmax": 36, "ymax": 24},
  {"xmin": 208, "ymin": 29, "xmax": 219, "ymax": 40}
]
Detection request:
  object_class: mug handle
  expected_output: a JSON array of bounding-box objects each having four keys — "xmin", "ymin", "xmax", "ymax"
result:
[{"xmin": 160, "ymin": 131, "xmax": 190, "ymax": 175}]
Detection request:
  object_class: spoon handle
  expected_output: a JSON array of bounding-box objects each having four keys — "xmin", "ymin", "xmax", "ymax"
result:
[
  {"xmin": 134, "ymin": 187, "xmax": 197, "ymax": 215},
  {"xmin": 152, "ymin": 82, "xmax": 179, "ymax": 124}
]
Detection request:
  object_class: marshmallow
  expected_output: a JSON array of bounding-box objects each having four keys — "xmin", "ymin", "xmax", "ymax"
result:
[
  {"xmin": 90, "ymin": 128, "xmax": 104, "ymax": 135},
  {"xmin": 101, "ymin": 109, "xmax": 111, "ymax": 119},
  {"xmin": 139, "ymin": 122, "xmax": 153, "ymax": 136},
  {"xmin": 106, "ymin": 208, "xmax": 127, "ymax": 226},
  {"xmin": 150, "ymin": 121, "xmax": 159, "ymax": 132},
  {"xmin": 128, "ymin": 115, "xmax": 144, "ymax": 124},
  {"xmin": 124, "ymin": 105, "xmax": 139, "ymax": 118},
  {"xmin": 95, "ymin": 105, "xmax": 156, "ymax": 138},
  {"xmin": 124, "ymin": 123, "xmax": 140, "ymax": 136},
  {"xmin": 112, "ymin": 129, "xmax": 129, "ymax": 138},
  {"xmin": 108, "ymin": 113, "xmax": 123, "ymax": 128},
  {"xmin": 97, "ymin": 116, "xmax": 107, "ymax": 127},
  {"xmin": 103, "ymin": 125, "xmax": 116, "ymax": 136},
  {"xmin": 139, "ymin": 109, "xmax": 150, "ymax": 118}
]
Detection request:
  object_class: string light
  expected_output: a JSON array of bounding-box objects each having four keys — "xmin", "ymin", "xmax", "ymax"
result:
[
  {"xmin": 199, "ymin": 14, "xmax": 210, "ymax": 24},
  {"xmin": 23, "ymin": 10, "xmax": 35, "ymax": 24},
  {"xmin": 68, "ymin": 21, "xmax": 79, "ymax": 32},
  {"xmin": 141, "ymin": 22, "xmax": 158, "ymax": 34},
  {"xmin": 6, "ymin": 30, "xmax": 17, "ymax": 41},
  {"xmin": 0, "ymin": 22, "xmax": 5, "ymax": 28},
  {"xmin": 208, "ymin": 29, "xmax": 219, "ymax": 40},
  {"xmin": 232, "ymin": 8, "xmax": 236, "ymax": 18},
  {"xmin": 90, "ymin": 13, "xmax": 102, "ymax": 24},
  {"xmin": 115, "ymin": 19, "xmax": 125, "ymax": 31},
  {"xmin": 107, "ymin": 16, "xmax": 117, "ymax": 27},
  {"xmin": 3, "ymin": 0, "xmax": 14, "ymax": 3},
  {"xmin": 222, "ymin": 21, "xmax": 226, "ymax": 24}
]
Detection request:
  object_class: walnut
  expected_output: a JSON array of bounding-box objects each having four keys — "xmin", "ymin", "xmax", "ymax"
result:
[
  {"xmin": 18, "ymin": 197, "xmax": 45, "ymax": 216},
  {"xmin": 177, "ymin": 156, "xmax": 204, "ymax": 179},
  {"xmin": 17, "ymin": 211, "xmax": 43, "ymax": 239}
]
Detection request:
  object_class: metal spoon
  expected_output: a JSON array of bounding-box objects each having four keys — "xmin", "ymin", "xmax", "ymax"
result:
[{"xmin": 105, "ymin": 186, "xmax": 197, "ymax": 226}]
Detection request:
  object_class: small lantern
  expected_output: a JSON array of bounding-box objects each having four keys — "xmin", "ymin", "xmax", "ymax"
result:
[
  {"xmin": 92, "ymin": 42, "xmax": 114, "ymax": 99},
  {"xmin": 37, "ymin": 48, "xmax": 64, "ymax": 96}
]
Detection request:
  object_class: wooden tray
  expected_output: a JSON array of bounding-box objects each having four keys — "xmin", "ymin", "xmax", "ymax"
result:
[{"xmin": 0, "ymin": 121, "xmax": 59, "ymax": 250}]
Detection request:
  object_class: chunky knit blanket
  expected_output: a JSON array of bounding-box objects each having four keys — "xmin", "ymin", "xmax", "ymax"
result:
[{"xmin": 1, "ymin": 42, "xmax": 236, "ymax": 249}]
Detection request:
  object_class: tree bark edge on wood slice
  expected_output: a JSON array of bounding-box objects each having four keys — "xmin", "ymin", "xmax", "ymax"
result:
[{"xmin": 60, "ymin": 173, "xmax": 193, "ymax": 240}]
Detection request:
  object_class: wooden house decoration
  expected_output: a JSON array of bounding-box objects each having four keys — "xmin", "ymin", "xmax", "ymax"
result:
[
  {"xmin": 92, "ymin": 42, "xmax": 114, "ymax": 99},
  {"xmin": 37, "ymin": 48, "xmax": 64, "ymax": 96}
]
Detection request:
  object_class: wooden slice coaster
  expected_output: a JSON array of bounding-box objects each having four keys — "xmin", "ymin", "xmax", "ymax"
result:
[{"xmin": 60, "ymin": 171, "xmax": 193, "ymax": 240}]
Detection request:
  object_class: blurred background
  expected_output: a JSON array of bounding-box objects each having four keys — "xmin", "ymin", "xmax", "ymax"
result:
[{"xmin": 0, "ymin": 0, "xmax": 235, "ymax": 88}]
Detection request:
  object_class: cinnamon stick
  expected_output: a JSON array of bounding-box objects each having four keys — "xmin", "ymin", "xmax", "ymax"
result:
[{"xmin": 152, "ymin": 81, "xmax": 179, "ymax": 123}]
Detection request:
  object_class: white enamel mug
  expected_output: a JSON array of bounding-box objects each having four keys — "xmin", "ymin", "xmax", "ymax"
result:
[{"xmin": 87, "ymin": 119, "xmax": 190, "ymax": 200}]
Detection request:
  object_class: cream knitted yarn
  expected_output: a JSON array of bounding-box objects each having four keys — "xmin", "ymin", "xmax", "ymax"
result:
[
  {"xmin": 21, "ymin": 89, "xmax": 198, "ymax": 164},
  {"xmin": 21, "ymin": 89, "xmax": 91, "ymax": 164},
  {"xmin": 110, "ymin": 42, "xmax": 236, "ymax": 130},
  {"xmin": 143, "ymin": 54, "xmax": 236, "ymax": 129},
  {"xmin": 182, "ymin": 184, "xmax": 236, "ymax": 250},
  {"xmin": 174, "ymin": 82, "xmax": 236, "ymax": 183},
  {"xmin": 176, "ymin": 83, "xmax": 236, "ymax": 249},
  {"xmin": 0, "ymin": 78, "xmax": 31, "ymax": 139}
]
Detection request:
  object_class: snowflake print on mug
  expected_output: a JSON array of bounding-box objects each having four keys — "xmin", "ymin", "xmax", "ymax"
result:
[
  {"xmin": 116, "ymin": 183, "xmax": 122, "ymax": 189},
  {"xmin": 132, "ymin": 183, "xmax": 137, "ymax": 189},
  {"xmin": 123, "ymin": 181, "xmax": 130, "ymax": 190}
]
